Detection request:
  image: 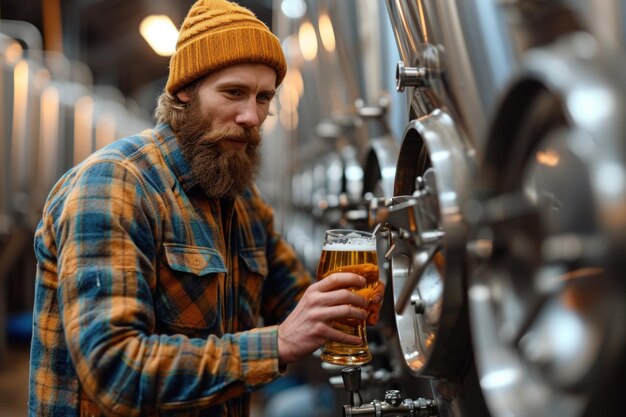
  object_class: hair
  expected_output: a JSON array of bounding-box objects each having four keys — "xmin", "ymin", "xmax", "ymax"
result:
[{"xmin": 153, "ymin": 79, "xmax": 202, "ymax": 131}]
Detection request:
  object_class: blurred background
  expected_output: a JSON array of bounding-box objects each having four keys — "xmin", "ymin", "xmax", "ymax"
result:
[
  {"xmin": 2, "ymin": 0, "xmax": 214, "ymax": 114},
  {"xmin": 2, "ymin": 1, "xmax": 626, "ymax": 417}
]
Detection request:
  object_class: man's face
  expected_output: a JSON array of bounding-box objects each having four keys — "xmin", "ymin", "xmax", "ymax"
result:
[{"xmin": 175, "ymin": 63, "xmax": 277, "ymax": 199}]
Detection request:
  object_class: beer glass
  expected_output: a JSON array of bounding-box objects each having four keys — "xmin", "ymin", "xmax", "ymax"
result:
[{"xmin": 316, "ymin": 229, "xmax": 380, "ymax": 365}]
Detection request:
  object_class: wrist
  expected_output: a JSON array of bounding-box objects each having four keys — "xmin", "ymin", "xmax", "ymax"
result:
[{"xmin": 277, "ymin": 324, "xmax": 295, "ymax": 367}]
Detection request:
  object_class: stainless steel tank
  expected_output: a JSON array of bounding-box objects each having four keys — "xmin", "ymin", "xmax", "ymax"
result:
[
  {"xmin": 0, "ymin": 21, "xmax": 150, "ymax": 368},
  {"xmin": 270, "ymin": 2, "xmax": 626, "ymax": 417},
  {"xmin": 466, "ymin": 30, "xmax": 626, "ymax": 417},
  {"xmin": 268, "ymin": 0, "xmax": 408, "ymax": 260},
  {"xmin": 385, "ymin": 0, "xmax": 518, "ymax": 154},
  {"xmin": 375, "ymin": 2, "xmax": 626, "ymax": 417}
]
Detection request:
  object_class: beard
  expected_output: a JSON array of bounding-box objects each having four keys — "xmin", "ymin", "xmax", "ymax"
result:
[{"xmin": 175, "ymin": 97, "xmax": 262, "ymax": 200}]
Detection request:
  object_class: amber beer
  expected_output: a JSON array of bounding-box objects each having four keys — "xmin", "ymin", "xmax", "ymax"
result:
[{"xmin": 316, "ymin": 229, "xmax": 380, "ymax": 365}]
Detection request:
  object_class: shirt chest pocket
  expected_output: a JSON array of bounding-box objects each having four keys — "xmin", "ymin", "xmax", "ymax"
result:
[
  {"xmin": 155, "ymin": 243, "xmax": 227, "ymax": 334},
  {"xmin": 238, "ymin": 248, "xmax": 268, "ymax": 329}
]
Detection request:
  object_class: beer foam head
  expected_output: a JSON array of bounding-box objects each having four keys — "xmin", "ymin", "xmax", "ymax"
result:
[
  {"xmin": 323, "ymin": 230, "xmax": 376, "ymax": 251},
  {"xmin": 323, "ymin": 242, "xmax": 377, "ymax": 251}
]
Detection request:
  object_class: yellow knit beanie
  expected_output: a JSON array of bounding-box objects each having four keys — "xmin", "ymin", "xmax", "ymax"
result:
[{"xmin": 166, "ymin": 0, "xmax": 287, "ymax": 95}]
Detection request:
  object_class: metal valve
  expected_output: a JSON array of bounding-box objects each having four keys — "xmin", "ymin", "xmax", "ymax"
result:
[
  {"xmin": 396, "ymin": 61, "xmax": 428, "ymax": 92},
  {"xmin": 342, "ymin": 366, "xmax": 364, "ymax": 408},
  {"xmin": 341, "ymin": 367, "xmax": 438, "ymax": 417}
]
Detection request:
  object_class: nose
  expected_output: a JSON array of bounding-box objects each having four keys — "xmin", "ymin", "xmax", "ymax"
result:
[{"xmin": 235, "ymin": 98, "xmax": 261, "ymax": 128}]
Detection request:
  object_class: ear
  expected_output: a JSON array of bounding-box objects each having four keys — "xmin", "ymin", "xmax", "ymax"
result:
[{"xmin": 177, "ymin": 90, "xmax": 191, "ymax": 103}]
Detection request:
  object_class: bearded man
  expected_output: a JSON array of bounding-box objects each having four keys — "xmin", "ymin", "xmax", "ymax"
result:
[{"xmin": 28, "ymin": 1, "xmax": 383, "ymax": 416}]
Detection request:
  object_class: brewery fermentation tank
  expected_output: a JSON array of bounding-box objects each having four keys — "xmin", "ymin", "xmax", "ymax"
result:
[
  {"xmin": 0, "ymin": 20, "xmax": 150, "ymax": 367},
  {"xmin": 364, "ymin": 2, "xmax": 626, "ymax": 417},
  {"xmin": 270, "ymin": 2, "xmax": 626, "ymax": 417},
  {"xmin": 467, "ymin": 31, "xmax": 626, "ymax": 417}
]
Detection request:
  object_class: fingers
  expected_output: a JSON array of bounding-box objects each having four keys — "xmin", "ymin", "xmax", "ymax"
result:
[
  {"xmin": 278, "ymin": 306, "xmax": 367, "ymax": 365},
  {"xmin": 313, "ymin": 287, "xmax": 369, "ymax": 309},
  {"xmin": 330, "ymin": 304, "xmax": 368, "ymax": 322},
  {"xmin": 305, "ymin": 300, "xmax": 368, "ymax": 323},
  {"xmin": 325, "ymin": 326, "xmax": 363, "ymax": 346},
  {"xmin": 316, "ymin": 272, "xmax": 365, "ymax": 292},
  {"xmin": 309, "ymin": 276, "xmax": 384, "ymax": 314},
  {"xmin": 278, "ymin": 275, "xmax": 385, "ymax": 367}
]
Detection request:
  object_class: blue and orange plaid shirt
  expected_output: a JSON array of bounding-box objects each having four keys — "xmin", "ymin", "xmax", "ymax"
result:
[{"xmin": 28, "ymin": 123, "xmax": 313, "ymax": 416}]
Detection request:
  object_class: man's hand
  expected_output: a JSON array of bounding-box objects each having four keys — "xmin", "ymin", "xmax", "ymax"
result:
[{"xmin": 277, "ymin": 273, "xmax": 384, "ymax": 366}]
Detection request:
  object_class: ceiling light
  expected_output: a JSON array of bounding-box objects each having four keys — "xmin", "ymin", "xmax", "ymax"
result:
[
  {"xmin": 139, "ymin": 15, "xmax": 178, "ymax": 57},
  {"xmin": 298, "ymin": 21, "xmax": 318, "ymax": 61},
  {"xmin": 318, "ymin": 12, "xmax": 336, "ymax": 52},
  {"xmin": 281, "ymin": 0, "xmax": 307, "ymax": 19}
]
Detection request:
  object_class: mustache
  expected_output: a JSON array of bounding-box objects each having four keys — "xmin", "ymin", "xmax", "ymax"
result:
[{"xmin": 196, "ymin": 125, "xmax": 262, "ymax": 148}]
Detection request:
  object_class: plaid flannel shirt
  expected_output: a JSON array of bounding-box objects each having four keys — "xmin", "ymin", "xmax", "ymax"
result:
[{"xmin": 28, "ymin": 123, "xmax": 312, "ymax": 417}]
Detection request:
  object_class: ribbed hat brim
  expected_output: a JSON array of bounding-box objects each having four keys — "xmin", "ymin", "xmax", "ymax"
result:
[{"xmin": 166, "ymin": 26, "xmax": 286, "ymax": 94}]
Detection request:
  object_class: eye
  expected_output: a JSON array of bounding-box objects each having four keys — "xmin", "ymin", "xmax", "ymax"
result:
[
  {"xmin": 225, "ymin": 88, "xmax": 243, "ymax": 97},
  {"xmin": 257, "ymin": 93, "xmax": 274, "ymax": 104}
]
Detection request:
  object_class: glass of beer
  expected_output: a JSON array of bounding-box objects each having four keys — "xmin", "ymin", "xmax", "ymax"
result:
[{"xmin": 316, "ymin": 229, "xmax": 380, "ymax": 365}]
